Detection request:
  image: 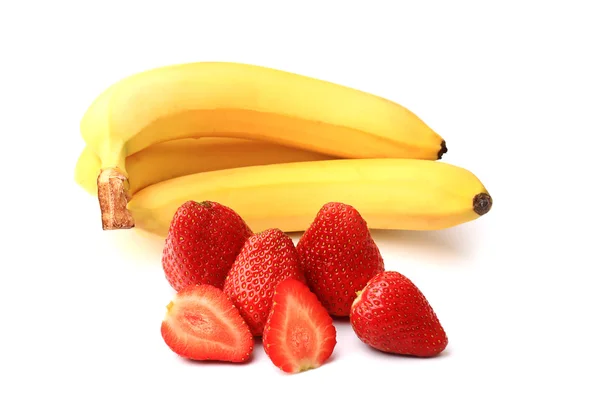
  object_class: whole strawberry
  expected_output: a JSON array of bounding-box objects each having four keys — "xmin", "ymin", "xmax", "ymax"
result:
[
  {"xmin": 162, "ymin": 200, "xmax": 253, "ymax": 291},
  {"xmin": 350, "ymin": 271, "xmax": 448, "ymax": 357},
  {"xmin": 223, "ymin": 228, "xmax": 305, "ymax": 336},
  {"xmin": 296, "ymin": 202, "xmax": 384, "ymax": 316}
]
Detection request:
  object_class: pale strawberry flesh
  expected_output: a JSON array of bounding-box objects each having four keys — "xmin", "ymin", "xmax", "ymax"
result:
[
  {"xmin": 263, "ymin": 279, "xmax": 336, "ymax": 373},
  {"xmin": 161, "ymin": 284, "xmax": 253, "ymax": 362}
]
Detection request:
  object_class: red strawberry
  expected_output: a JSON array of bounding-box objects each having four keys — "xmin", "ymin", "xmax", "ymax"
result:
[
  {"xmin": 162, "ymin": 200, "xmax": 253, "ymax": 291},
  {"xmin": 296, "ymin": 202, "xmax": 385, "ymax": 316},
  {"xmin": 160, "ymin": 284, "xmax": 254, "ymax": 362},
  {"xmin": 263, "ymin": 278, "xmax": 337, "ymax": 373},
  {"xmin": 223, "ymin": 228, "xmax": 305, "ymax": 336},
  {"xmin": 350, "ymin": 271, "xmax": 448, "ymax": 357}
]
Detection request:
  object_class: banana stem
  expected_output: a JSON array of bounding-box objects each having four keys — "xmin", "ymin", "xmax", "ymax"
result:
[{"xmin": 97, "ymin": 168, "xmax": 135, "ymax": 230}]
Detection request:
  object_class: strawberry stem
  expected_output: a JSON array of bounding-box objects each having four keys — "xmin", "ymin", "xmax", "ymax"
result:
[
  {"xmin": 199, "ymin": 201, "xmax": 214, "ymax": 208},
  {"xmin": 166, "ymin": 301, "xmax": 174, "ymax": 313}
]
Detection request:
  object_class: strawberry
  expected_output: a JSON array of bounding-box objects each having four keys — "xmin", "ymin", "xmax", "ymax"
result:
[
  {"xmin": 162, "ymin": 200, "xmax": 253, "ymax": 291},
  {"xmin": 160, "ymin": 284, "xmax": 254, "ymax": 362},
  {"xmin": 263, "ymin": 278, "xmax": 337, "ymax": 373},
  {"xmin": 350, "ymin": 271, "xmax": 448, "ymax": 357},
  {"xmin": 223, "ymin": 228, "xmax": 305, "ymax": 336},
  {"xmin": 296, "ymin": 202, "xmax": 385, "ymax": 316}
]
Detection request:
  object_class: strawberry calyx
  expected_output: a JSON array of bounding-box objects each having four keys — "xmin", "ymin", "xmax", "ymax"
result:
[{"xmin": 351, "ymin": 290, "xmax": 364, "ymax": 312}]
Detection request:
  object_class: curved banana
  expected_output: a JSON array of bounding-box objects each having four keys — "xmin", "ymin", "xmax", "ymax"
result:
[
  {"xmin": 127, "ymin": 159, "xmax": 492, "ymax": 237},
  {"xmin": 75, "ymin": 146, "xmax": 103, "ymax": 196},
  {"xmin": 79, "ymin": 62, "xmax": 446, "ymax": 229},
  {"xmin": 74, "ymin": 138, "xmax": 335, "ymax": 196}
]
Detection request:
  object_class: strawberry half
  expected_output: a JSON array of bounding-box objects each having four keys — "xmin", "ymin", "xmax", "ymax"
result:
[
  {"xmin": 162, "ymin": 200, "xmax": 253, "ymax": 291},
  {"xmin": 263, "ymin": 278, "xmax": 337, "ymax": 373},
  {"xmin": 296, "ymin": 202, "xmax": 385, "ymax": 316},
  {"xmin": 350, "ymin": 271, "xmax": 448, "ymax": 357},
  {"xmin": 223, "ymin": 228, "xmax": 305, "ymax": 336},
  {"xmin": 160, "ymin": 284, "xmax": 254, "ymax": 362}
]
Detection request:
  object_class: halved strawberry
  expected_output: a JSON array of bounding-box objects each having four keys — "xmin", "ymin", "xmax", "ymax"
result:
[
  {"xmin": 160, "ymin": 284, "xmax": 253, "ymax": 362},
  {"xmin": 263, "ymin": 279, "xmax": 336, "ymax": 373}
]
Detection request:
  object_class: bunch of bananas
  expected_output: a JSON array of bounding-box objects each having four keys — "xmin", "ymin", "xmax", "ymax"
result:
[{"xmin": 75, "ymin": 62, "xmax": 492, "ymax": 236}]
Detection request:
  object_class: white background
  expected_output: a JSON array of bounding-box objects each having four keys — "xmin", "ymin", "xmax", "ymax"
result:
[{"xmin": 1, "ymin": 1, "xmax": 599, "ymax": 399}]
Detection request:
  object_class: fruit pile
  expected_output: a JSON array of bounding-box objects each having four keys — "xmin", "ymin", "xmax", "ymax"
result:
[
  {"xmin": 160, "ymin": 200, "xmax": 448, "ymax": 373},
  {"xmin": 74, "ymin": 61, "xmax": 493, "ymax": 373}
]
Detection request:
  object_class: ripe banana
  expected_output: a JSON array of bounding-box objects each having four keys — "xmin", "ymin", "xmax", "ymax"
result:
[
  {"xmin": 79, "ymin": 62, "xmax": 446, "ymax": 230},
  {"xmin": 74, "ymin": 138, "xmax": 335, "ymax": 196},
  {"xmin": 127, "ymin": 159, "xmax": 492, "ymax": 237}
]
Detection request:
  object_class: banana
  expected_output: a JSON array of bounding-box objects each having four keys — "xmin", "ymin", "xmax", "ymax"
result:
[
  {"xmin": 75, "ymin": 146, "xmax": 103, "ymax": 196},
  {"xmin": 79, "ymin": 62, "xmax": 446, "ymax": 229},
  {"xmin": 127, "ymin": 159, "xmax": 492, "ymax": 237},
  {"xmin": 74, "ymin": 137, "xmax": 335, "ymax": 196}
]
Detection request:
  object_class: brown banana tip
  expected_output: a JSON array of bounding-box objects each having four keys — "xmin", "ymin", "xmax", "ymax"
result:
[
  {"xmin": 437, "ymin": 140, "xmax": 448, "ymax": 160},
  {"xmin": 473, "ymin": 193, "xmax": 493, "ymax": 216},
  {"xmin": 97, "ymin": 168, "xmax": 135, "ymax": 230}
]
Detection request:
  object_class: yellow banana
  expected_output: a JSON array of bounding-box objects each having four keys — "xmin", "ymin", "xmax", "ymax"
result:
[
  {"xmin": 79, "ymin": 62, "xmax": 446, "ymax": 229},
  {"xmin": 127, "ymin": 159, "xmax": 492, "ymax": 237},
  {"xmin": 74, "ymin": 137, "xmax": 335, "ymax": 196}
]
